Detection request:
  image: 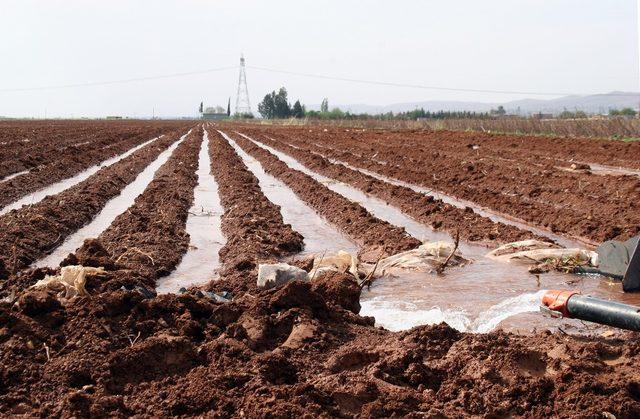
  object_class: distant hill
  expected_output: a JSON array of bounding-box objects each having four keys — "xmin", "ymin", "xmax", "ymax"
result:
[{"xmin": 311, "ymin": 92, "xmax": 640, "ymax": 116}]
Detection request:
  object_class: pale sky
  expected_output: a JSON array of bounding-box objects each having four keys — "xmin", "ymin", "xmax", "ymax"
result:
[{"xmin": 0, "ymin": 0, "xmax": 638, "ymax": 118}]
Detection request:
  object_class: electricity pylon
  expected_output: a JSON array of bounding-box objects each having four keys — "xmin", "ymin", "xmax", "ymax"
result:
[{"xmin": 235, "ymin": 54, "xmax": 252, "ymax": 115}]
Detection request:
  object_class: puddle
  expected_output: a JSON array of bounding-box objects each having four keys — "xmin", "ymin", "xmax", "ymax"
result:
[
  {"xmin": 0, "ymin": 135, "xmax": 165, "ymax": 215},
  {"xmin": 33, "ymin": 131, "xmax": 190, "ymax": 269},
  {"xmin": 584, "ymin": 162, "xmax": 640, "ymax": 178},
  {"xmin": 279, "ymin": 140, "xmax": 589, "ymax": 249},
  {"xmin": 239, "ymin": 132, "xmax": 640, "ymax": 334},
  {"xmin": 221, "ymin": 130, "xmax": 357, "ymax": 256},
  {"xmin": 157, "ymin": 128, "xmax": 225, "ymax": 294},
  {"xmin": 0, "ymin": 169, "xmax": 30, "ymax": 183}
]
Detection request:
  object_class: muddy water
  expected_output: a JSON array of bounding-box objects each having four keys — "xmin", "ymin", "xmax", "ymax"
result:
[
  {"xmin": 0, "ymin": 135, "xmax": 164, "ymax": 215},
  {"xmin": 286, "ymin": 141, "xmax": 589, "ymax": 249},
  {"xmin": 221, "ymin": 131, "xmax": 357, "ymax": 256},
  {"xmin": 241, "ymin": 132, "xmax": 640, "ymax": 334},
  {"xmin": 33, "ymin": 132, "xmax": 189, "ymax": 269},
  {"xmin": 585, "ymin": 162, "xmax": 640, "ymax": 178},
  {"xmin": 157, "ymin": 129, "xmax": 225, "ymax": 294},
  {"xmin": 238, "ymin": 133, "xmax": 454, "ymax": 245}
]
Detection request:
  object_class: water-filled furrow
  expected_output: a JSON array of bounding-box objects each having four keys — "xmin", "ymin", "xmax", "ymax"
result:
[
  {"xmin": 0, "ymin": 170, "xmax": 30, "ymax": 183},
  {"xmin": 33, "ymin": 132, "xmax": 189, "ymax": 268},
  {"xmin": 0, "ymin": 135, "xmax": 164, "ymax": 215},
  {"xmin": 156, "ymin": 129, "xmax": 225, "ymax": 293},
  {"xmin": 282, "ymin": 140, "xmax": 589, "ymax": 249},
  {"xmin": 236, "ymin": 132, "xmax": 453, "ymax": 247},
  {"xmin": 221, "ymin": 131, "xmax": 358, "ymax": 257}
]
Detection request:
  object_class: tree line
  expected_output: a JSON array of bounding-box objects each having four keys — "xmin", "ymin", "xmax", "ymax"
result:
[
  {"xmin": 257, "ymin": 87, "xmax": 496, "ymax": 120},
  {"xmin": 256, "ymin": 86, "xmax": 639, "ymax": 120}
]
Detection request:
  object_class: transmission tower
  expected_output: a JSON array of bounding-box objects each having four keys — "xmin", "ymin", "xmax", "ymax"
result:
[{"xmin": 235, "ymin": 54, "xmax": 252, "ymax": 115}]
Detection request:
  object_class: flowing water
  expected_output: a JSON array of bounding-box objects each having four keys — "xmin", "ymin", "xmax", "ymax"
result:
[
  {"xmin": 584, "ymin": 162, "xmax": 640, "ymax": 178},
  {"xmin": 282, "ymin": 140, "xmax": 589, "ymax": 249},
  {"xmin": 221, "ymin": 130, "xmax": 358, "ymax": 257},
  {"xmin": 239, "ymin": 132, "xmax": 640, "ymax": 334},
  {"xmin": 0, "ymin": 134, "xmax": 165, "ymax": 215},
  {"xmin": 33, "ymin": 132, "xmax": 189, "ymax": 268},
  {"xmin": 157, "ymin": 128, "xmax": 225, "ymax": 293},
  {"xmin": 0, "ymin": 169, "xmax": 30, "ymax": 183}
]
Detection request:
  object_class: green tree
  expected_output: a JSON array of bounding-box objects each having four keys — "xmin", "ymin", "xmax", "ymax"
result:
[
  {"xmin": 292, "ymin": 100, "xmax": 304, "ymax": 118},
  {"xmin": 320, "ymin": 98, "xmax": 329, "ymax": 113},
  {"xmin": 258, "ymin": 92, "xmax": 276, "ymax": 119},
  {"xmin": 258, "ymin": 87, "xmax": 292, "ymax": 119},
  {"xmin": 273, "ymin": 87, "xmax": 291, "ymax": 118}
]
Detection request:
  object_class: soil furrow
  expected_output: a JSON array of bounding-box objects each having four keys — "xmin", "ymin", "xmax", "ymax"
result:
[
  {"xmin": 0, "ymin": 132, "xmax": 185, "ymax": 283},
  {"xmin": 0, "ymin": 120, "xmax": 190, "ymax": 178},
  {"xmin": 242, "ymin": 131, "xmax": 543, "ymax": 246},
  {"xmin": 253, "ymin": 127, "xmax": 638, "ymax": 243},
  {"xmin": 204, "ymin": 128, "xmax": 304, "ymax": 296},
  {"xmin": 227, "ymin": 131, "xmax": 421, "ymax": 262},
  {"xmin": 65, "ymin": 126, "xmax": 203, "ymax": 290},
  {"xmin": 0, "ymin": 124, "xmax": 190, "ymax": 209}
]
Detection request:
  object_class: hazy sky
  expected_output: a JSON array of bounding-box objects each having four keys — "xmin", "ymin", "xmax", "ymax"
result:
[{"xmin": 0, "ymin": 0, "xmax": 638, "ymax": 117}]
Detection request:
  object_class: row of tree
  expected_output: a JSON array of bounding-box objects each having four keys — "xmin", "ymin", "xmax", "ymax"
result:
[
  {"xmin": 255, "ymin": 86, "xmax": 639, "ymax": 120},
  {"xmin": 257, "ymin": 88, "xmax": 498, "ymax": 121}
]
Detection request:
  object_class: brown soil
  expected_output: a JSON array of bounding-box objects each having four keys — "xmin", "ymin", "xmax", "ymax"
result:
[
  {"xmin": 2, "ymin": 271, "xmax": 639, "ymax": 417},
  {"xmin": 204, "ymin": 128, "xmax": 304, "ymax": 296},
  {"xmin": 62, "ymin": 126, "xmax": 203, "ymax": 291},
  {"xmin": 0, "ymin": 131, "xmax": 184, "ymax": 281},
  {"xmin": 0, "ymin": 121, "xmax": 192, "ymax": 209},
  {"xmin": 241, "ymin": 128, "xmax": 544, "ymax": 246},
  {"xmin": 229, "ymin": 132, "xmax": 421, "ymax": 262},
  {"xmin": 1, "ymin": 122, "xmax": 640, "ymax": 417},
  {"xmin": 249, "ymin": 125, "xmax": 639, "ymax": 243}
]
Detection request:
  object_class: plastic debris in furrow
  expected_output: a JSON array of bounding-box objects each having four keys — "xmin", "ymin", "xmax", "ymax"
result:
[
  {"xmin": 0, "ymin": 134, "xmax": 165, "ymax": 215},
  {"xmin": 203, "ymin": 129, "xmax": 304, "ymax": 297},
  {"xmin": 0, "ymin": 131, "xmax": 187, "ymax": 283},
  {"xmin": 221, "ymin": 131, "xmax": 358, "ymax": 257},
  {"xmin": 156, "ymin": 127, "xmax": 226, "ymax": 294},
  {"xmin": 225, "ymin": 132, "xmax": 421, "ymax": 262},
  {"xmin": 65, "ymin": 127, "xmax": 203, "ymax": 291},
  {"xmin": 30, "ymin": 129, "xmax": 193, "ymax": 271},
  {"xmin": 232, "ymin": 132, "xmax": 638, "ymax": 333}
]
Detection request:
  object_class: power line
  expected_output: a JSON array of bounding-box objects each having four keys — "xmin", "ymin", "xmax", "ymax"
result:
[
  {"xmin": 0, "ymin": 62, "xmax": 637, "ymax": 98},
  {"xmin": 0, "ymin": 66, "xmax": 237, "ymax": 93},
  {"xmin": 247, "ymin": 65, "xmax": 638, "ymax": 98}
]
